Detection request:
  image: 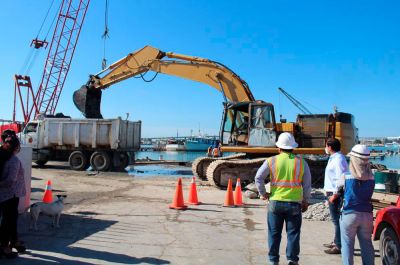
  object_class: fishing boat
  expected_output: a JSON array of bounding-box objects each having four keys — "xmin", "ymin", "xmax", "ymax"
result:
[
  {"xmin": 165, "ymin": 139, "xmax": 185, "ymax": 151},
  {"xmin": 185, "ymin": 136, "xmax": 218, "ymax": 151}
]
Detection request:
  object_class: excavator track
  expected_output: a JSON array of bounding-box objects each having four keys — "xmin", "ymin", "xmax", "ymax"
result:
[
  {"xmin": 191, "ymin": 153, "xmax": 247, "ymax": 180},
  {"xmin": 206, "ymin": 157, "xmax": 267, "ymax": 189}
]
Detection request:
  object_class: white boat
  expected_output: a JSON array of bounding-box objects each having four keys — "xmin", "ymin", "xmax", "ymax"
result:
[
  {"xmin": 385, "ymin": 142, "xmax": 399, "ymax": 147},
  {"xmin": 165, "ymin": 139, "xmax": 185, "ymax": 151},
  {"xmin": 185, "ymin": 136, "xmax": 218, "ymax": 151}
]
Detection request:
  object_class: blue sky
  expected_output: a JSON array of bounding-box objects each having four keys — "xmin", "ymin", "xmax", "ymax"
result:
[{"xmin": 1, "ymin": 0, "xmax": 399, "ymax": 137}]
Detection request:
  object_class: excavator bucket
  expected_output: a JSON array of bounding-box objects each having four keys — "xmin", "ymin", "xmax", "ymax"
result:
[{"xmin": 73, "ymin": 85, "xmax": 103, "ymax": 119}]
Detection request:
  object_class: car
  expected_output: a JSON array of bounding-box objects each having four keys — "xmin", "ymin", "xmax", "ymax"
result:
[{"xmin": 373, "ymin": 195, "xmax": 400, "ymax": 265}]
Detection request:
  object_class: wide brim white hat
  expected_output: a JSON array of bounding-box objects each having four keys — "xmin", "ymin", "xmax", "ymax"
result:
[{"xmin": 349, "ymin": 144, "xmax": 370, "ymax": 159}]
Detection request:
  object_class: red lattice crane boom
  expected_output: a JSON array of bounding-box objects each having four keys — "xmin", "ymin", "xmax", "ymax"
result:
[{"xmin": 14, "ymin": 0, "xmax": 90, "ymax": 123}]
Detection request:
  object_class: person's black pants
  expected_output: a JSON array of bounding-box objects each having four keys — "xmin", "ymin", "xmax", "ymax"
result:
[{"xmin": 0, "ymin": 197, "xmax": 19, "ymax": 247}]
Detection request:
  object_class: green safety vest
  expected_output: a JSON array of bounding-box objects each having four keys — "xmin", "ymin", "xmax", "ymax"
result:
[{"xmin": 268, "ymin": 152, "xmax": 304, "ymax": 202}]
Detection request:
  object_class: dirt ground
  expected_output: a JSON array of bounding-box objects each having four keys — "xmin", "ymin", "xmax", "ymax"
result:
[{"xmin": 2, "ymin": 162, "xmax": 380, "ymax": 264}]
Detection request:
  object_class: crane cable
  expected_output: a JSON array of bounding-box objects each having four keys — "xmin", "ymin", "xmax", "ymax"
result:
[
  {"xmin": 19, "ymin": 0, "xmax": 59, "ymax": 75},
  {"xmin": 35, "ymin": 0, "xmax": 55, "ymax": 39},
  {"xmin": 102, "ymin": 0, "xmax": 110, "ymax": 70}
]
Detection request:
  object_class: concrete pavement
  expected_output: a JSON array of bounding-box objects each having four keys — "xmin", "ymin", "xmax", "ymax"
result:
[{"xmin": 1, "ymin": 164, "xmax": 380, "ymax": 264}]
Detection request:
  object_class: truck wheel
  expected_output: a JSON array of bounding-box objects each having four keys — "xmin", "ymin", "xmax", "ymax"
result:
[
  {"xmin": 90, "ymin": 151, "xmax": 111, "ymax": 171},
  {"xmin": 35, "ymin": 160, "xmax": 48, "ymax": 167},
  {"xmin": 113, "ymin": 152, "xmax": 129, "ymax": 171},
  {"xmin": 69, "ymin": 151, "xmax": 89, "ymax": 171},
  {"xmin": 380, "ymin": 226, "xmax": 400, "ymax": 265}
]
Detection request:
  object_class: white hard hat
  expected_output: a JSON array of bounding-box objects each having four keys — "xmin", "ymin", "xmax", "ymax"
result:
[
  {"xmin": 276, "ymin": 132, "xmax": 298, "ymax": 149},
  {"xmin": 349, "ymin": 144, "xmax": 370, "ymax": 159}
]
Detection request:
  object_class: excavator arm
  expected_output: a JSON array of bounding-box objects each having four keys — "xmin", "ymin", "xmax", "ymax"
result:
[{"xmin": 73, "ymin": 45, "xmax": 254, "ymax": 118}]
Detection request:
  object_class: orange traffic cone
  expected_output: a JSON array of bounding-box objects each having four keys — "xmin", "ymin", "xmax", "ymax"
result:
[
  {"xmin": 169, "ymin": 178, "xmax": 187, "ymax": 210},
  {"xmin": 223, "ymin": 178, "xmax": 235, "ymax": 207},
  {"xmin": 42, "ymin": 180, "xmax": 53, "ymax": 203},
  {"xmin": 234, "ymin": 178, "xmax": 244, "ymax": 206},
  {"xmin": 187, "ymin": 176, "xmax": 201, "ymax": 205}
]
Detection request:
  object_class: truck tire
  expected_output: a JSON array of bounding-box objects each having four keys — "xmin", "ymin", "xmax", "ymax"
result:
[
  {"xmin": 35, "ymin": 160, "xmax": 48, "ymax": 167},
  {"xmin": 380, "ymin": 226, "xmax": 400, "ymax": 265},
  {"xmin": 69, "ymin": 151, "xmax": 89, "ymax": 171},
  {"xmin": 113, "ymin": 152, "xmax": 129, "ymax": 172},
  {"xmin": 90, "ymin": 151, "xmax": 111, "ymax": 171}
]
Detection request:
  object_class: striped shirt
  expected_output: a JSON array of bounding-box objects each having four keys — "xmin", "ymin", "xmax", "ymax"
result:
[{"xmin": 0, "ymin": 155, "xmax": 26, "ymax": 203}]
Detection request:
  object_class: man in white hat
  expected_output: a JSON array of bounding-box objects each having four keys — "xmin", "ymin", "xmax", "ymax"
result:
[
  {"xmin": 337, "ymin": 144, "xmax": 375, "ymax": 265},
  {"xmin": 255, "ymin": 132, "xmax": 312, "ymax": 265}
]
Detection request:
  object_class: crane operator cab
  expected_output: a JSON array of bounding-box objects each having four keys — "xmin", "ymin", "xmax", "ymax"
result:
[{"xmin": 220, "ymin": 101, "xmax": 277, "ymax": 147}]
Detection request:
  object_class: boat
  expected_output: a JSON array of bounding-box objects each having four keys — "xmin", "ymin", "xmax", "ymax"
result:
[
  {"xmin": 385, "ymin": 142, "xmax": 399, "ymax": 148},
  {"xmin": 165, "ymin": 139, "xmax": 185, "ymax": 151},
  {"xmin": 185, "ymin": 136, "xmax": 218, "ymax": 151}
]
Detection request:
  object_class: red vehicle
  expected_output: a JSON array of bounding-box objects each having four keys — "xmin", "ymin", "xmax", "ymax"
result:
[
  {"xmin": 0, "ymin": 120, "xmax": 23, "ymax": 141},
  {"xmin": 373, "ymin": 196, "xmax": 400, "ymax": 265}
]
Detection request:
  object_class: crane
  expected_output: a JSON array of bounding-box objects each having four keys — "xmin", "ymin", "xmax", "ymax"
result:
[
  {"xmin": 278, "ymin": 87, "xmax": 312, "ymax": 115},
  {"xmin": 13, "ymin": 0, "xmax": 90, "ymax": 123}
]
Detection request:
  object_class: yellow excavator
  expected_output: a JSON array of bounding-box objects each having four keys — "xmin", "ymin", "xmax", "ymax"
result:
[{"xmin": 73, "ymin": 45, "xmax": 357, "ymax": 188}]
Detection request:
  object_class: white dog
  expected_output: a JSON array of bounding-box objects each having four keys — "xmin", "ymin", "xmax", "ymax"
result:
[{"xmin": 30, "ymin": 195, "xmax": 67, "ymax": 230}]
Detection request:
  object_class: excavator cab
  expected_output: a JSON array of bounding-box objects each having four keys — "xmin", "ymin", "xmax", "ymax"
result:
[{"xmin": 220, "ymin": 101, "xmax": 277, "ymax": 147}]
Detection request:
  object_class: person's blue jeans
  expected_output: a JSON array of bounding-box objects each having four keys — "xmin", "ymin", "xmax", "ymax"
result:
[
  {"xmin": 267, "ymin": 200, "xmax": 302, "ymax": 263},
  {"xmin": 340, "ymin": 212, "xmax": 375, "ymax": 265},
  {"xmin": 328, "ymin": 195, "xmax": 342, "ymax": 248}
]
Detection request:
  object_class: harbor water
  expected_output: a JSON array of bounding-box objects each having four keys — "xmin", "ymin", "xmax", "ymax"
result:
[{"xmin": 130, "ymin": 147, "xmax": 400, "ymax": 178}]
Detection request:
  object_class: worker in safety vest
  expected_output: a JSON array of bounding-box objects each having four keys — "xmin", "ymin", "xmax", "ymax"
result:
[{"xmin": 255, "ymin": 132, "xmax": 311, "ymax": 265}]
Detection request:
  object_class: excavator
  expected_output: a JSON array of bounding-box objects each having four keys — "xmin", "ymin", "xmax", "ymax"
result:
[{"xmin": 73, "ymin": 45, "xmax": 358, "ymax": 189}]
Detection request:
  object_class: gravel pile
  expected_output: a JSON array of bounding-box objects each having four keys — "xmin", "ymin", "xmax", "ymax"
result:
[
  {"xmin": 303, "ymin": 201, "xmax": 331, "ymax": 221},
  {"xmin": 244, "ymin": 184, "xmax": 331, "ymax": 221},
  {"xmin": 303, "ymin": 188, "xmax": 331, "ymax": 221}
]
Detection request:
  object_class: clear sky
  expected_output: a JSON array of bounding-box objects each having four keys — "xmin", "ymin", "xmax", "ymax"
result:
[{"xmin": 1, "ymin": 0, "xmax": 399, "ymax": 137}]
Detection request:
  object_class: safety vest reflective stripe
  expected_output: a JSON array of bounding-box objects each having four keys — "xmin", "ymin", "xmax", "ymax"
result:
[
  {"xmin": 270, "ymin": 181, "xmax": 302, "ymax": 187},
  {"xmin": 293, "ymin": 157, "xmax": 302, "ymax": 183},
  {"xmin": 268, "ymin": 156, "xmax": 277, "ymax": 182}
]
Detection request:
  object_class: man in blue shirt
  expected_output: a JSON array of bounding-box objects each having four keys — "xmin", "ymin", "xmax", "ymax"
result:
[{"xmin": 323, "ymin": 138, "xmax": 349, "ymax": 254}]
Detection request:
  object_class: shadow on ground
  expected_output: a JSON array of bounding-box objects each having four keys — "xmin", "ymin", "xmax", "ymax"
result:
[{"xmin": 2, "ymin": 213, "xmax": 170, "ymax": 265}]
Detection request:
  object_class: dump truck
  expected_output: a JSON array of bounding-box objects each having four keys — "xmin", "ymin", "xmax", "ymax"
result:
[
  {"xmin": 20, "ymin": 115, "xmax": 141, "ymax": 171},
  {"xmin": 73, "ymin": 45, "xmax": 357, "ymax": 188}
]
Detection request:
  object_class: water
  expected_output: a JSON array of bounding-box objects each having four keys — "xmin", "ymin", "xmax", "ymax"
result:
[
  {"xmin": 368, "ymin": 145, "xmax": 400, "ymax": 170},
  {"xmin": 128, "ymin": 164, "xmax": 193, "ymax": 178},
  {"xmin": 130, "ymin": 147, "xmax": 400, "ymax": 177},
  {"xmin": 135, "ymin": 150, "xmax": 210, "ymax": 162},
  {"xmin": 131, "ymin": 150, "xmax": 234, "ymax": 178}
]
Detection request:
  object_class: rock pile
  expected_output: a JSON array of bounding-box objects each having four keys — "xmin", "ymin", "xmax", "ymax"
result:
[
  {"xmin": 244, "ymin": 183, "xmax": 331, "ymax": 221},
  {"xmin": 304, "ymin": 189, "xmax": 331, "ymax": 221},
  {"xmin": 303, "ymin": 201, "xmax": 331, "ymax": 221}
]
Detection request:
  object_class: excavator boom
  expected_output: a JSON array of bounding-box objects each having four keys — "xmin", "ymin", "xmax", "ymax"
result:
[{"xmin": 73, "ymin": 45, "xmax": 254, "ymax": 118}]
